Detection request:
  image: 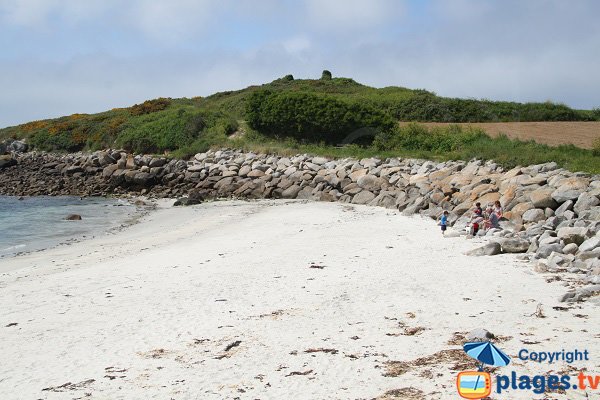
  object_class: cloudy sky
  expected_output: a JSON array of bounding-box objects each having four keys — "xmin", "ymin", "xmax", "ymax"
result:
[{"xmin": 1, "ymin": 0, "xmax": 599, "ymax": 127}]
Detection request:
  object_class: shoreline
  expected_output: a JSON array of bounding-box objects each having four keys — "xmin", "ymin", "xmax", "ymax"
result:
[
  {"xmin": 0, "ymin": 200, "xmax": 597, "ymax": 399},
  {"xmin": 0, "ymin": 195, "xmax": 151, "ymax": 262}
]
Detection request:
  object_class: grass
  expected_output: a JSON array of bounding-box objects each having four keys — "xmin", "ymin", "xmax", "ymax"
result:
[{"xmin": 223, "ymin": 124, "xmax": 600, "ymax": 174}]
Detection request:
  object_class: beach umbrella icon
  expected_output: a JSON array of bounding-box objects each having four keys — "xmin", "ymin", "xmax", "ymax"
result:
[{"xmin": 463, "ymin": 341, "xmax": 511, "ymax": 369}]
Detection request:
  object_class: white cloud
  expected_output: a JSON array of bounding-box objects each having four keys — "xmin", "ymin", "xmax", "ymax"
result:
[
  {"xmin": 282, "ymin": 36, "xmax": 311, "ymax": 54},
  {"xmin": 304, "ymin": 0, "xmax": 402, "ymax": 31},
  {"xmin": 0, "ymin": 0, "xmax": 112, "ymax": 26}
]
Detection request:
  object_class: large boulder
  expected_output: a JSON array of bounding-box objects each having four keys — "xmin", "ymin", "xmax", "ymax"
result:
[
  {"xmin": 0, "ymin": 154, "xmax": 17, "ymax": 169},
  {"xmin": 554, "ymin": 200, "xmax": 574, "ymax": 217},
  {"xmin": 522, "ymin": 208, "xmax": 546, "ymax": 223},
  {"xmin": 574, "ymin": 192, "xmax": 600, "ymax": 216},
  {"xmin": 281, "ymin": 184, "xmax": 301, "ymax": 199},
  {"xmin": 96, "ymin": 151, "xmax": 116, "ymax": 167},
  {"xmin": 8, "ymin": 140, "xmax": 28, "ymax": 153},
  {"xmin": 498, "ymin": 238, "xmax": 530, "ymax": 253},
  {"xmin": 132, "ymin": 172, "xmax": 156, "ymax": 186},
  {"xmin": 357, "ymin": 174, "xmax": 387, "ymax": 191},
  {"xmin": 528, "ymin": 188, "xmax": 558, "ymax": 209},
  {"xmin": 551, "ymin": 177, "xmax": 589, "ymax": 203},
  {"xmin": 557, "ymin": 227, "xmax": 589, "ymax": 245},
  {"xmin": 507, "ymin": 202, "xmax": 534, "ymax": 219},
  {"xmin": 579, "ymin": 235, "xmax": 600, "ymax": 252},
  {"xmin": 536, "ymin": 242, "xmax": 564, "ymax": 258},
  {"xmin": 466, "ymin": 242, "xmax": 502, "ymax": 256},
  {"xmin": 351, "ymin": 190, "xmax": 376, "ymax": 205}
]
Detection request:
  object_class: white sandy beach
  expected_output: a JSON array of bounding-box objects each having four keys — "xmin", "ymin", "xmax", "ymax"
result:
[{"xmin": 0, "ymin": 200, "xmax": 598, "ymax": 400}]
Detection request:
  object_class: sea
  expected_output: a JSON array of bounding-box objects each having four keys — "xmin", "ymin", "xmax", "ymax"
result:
[{"xmin": 0, "ymin": 196, "xmax": 139, "ymax": 258}]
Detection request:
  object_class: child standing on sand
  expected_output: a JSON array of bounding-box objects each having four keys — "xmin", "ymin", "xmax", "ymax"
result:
[{"xmin": 439, "ymin": 210, "xmax": 449, "ymax": 235}]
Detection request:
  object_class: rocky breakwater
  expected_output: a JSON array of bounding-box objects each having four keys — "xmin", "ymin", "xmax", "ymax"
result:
[{"xmin": 1, "ymin": 148, "xmax": 599, "ymax": 302}]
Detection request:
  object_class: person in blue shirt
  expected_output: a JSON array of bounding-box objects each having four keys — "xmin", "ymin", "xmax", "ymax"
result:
[{"xmin": 439, "ymin": 210, "xmax": 449, "ymax": 235}]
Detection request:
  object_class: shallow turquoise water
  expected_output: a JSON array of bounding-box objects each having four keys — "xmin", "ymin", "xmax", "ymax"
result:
[{"xmin": 0, "ymin": 196, "xmax": 138, "ymax": 258}]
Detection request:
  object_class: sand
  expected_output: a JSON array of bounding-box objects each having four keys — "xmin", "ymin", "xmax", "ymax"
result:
[{"xmin": 0, "ymin": 200, "xmax": 598, "ymax": 400}]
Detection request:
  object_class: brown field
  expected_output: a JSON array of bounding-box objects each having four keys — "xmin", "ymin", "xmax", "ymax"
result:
[{"xmin": 398, "ymin": 121, "xmax": 600, "ymax": 149}]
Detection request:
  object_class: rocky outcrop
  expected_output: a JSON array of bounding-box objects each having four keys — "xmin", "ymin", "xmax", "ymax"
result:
[{"xmin": 1, "ymin": 148, "xmax": 599, "ymax": 302}]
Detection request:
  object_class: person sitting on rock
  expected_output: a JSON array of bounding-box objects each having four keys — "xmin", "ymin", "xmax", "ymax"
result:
[
  {"xmin": 469, "ymin": 203, "xmax": 484, "ymax": 235},
  {"xmin": 484, "ymin": 206, "xmax": 500, "ymax": 230},
  {"xmin": 493, "ymin": 200, "xmax": 503, "ymax": 219}
]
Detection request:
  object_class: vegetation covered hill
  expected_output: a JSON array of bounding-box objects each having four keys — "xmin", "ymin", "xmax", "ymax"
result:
[{"xmin": 1, "ymin": 72, "xmax": 599, "ymax": 173}]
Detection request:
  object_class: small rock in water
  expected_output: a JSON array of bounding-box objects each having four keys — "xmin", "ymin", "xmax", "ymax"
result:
[{"xmin": 65, "ymin": 214, "xmax": 82, "ymax": 221}]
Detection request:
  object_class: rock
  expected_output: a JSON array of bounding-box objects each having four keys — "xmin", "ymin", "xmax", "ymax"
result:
[
  {"xmin": 96, "ymin": 151, "xmax": 115, "ymax": 167},
  {"xmin": 0, "ymin": 155, "xmax": 17, "ymax": 169},
  {"xmin": 247, "ymin": 169, "xmax": 265, "ymax": 178},
  {"xmin": 132, "ymin": 172, "xmax": 155, "ymax": 186},
  {"xmin": 551, "ymin": 177, "xmax": 589, "ymax": 203},
  {"xmin": 238, "ymin": 165, "xmax": 251, "ymax": 177},
  {"xmin": 579, "ymin": 235, "xmax": 600, "ymax": 252},
  {"xmin": 574, "ymin": 192, "xmax": 600, "ymax": 216},
  {"xmin": 466, "ymin": 242, "xmax": 502, "ymax": 256},
  {"xmin": 536, "ymin": 243, "xmax": 564, "ymax": 258},
  {"xmin": 173, "ymin": 197, "xmax": 202, "ymax": 206},
  {"xmin": 566, "ymin": 284, "xmax": 600, "ymax": 302},
  {"xmin": 547, "ymin": 252, "xmax": 573, "ymax": 270},
  {"xmin": 64, "ymin": 165, "xmax": 84, "ymax": 175},
  {"xmin": 558, "ymin": 291, "xmax": 576, "ymax": 303},
  {"xmin": 557, "ymin": 227, "xmax": 589, "ymax": 245},
  {"xmin": 554, "ymin": 200, "xmax": 573, "ymax": 217},
  {"xmin": 311, "ymin": 156, "xmax": 328, "ymax": 165},
  {"xmin": 351, "ymin": 190, "xmax": 376, "ymax": 205},
  {"xmin": 529, "ymin": 188, "xmax": 557, "ymax": 209},
  {"xmin": 102, "ymin": 164, "xmax": 118, "ymax": 178},
  {"xmin": 509, "ymin": 202, "xmax": 534, "ymax": 218},
  {"xmin": 475, "ymin": 191, "xmax": 501, "ymax": 206},
  {"xmin": 281, "ymin": 184, "xmax": 301, "ymax": 199},
  {"xmin": 148, "ymin": 158, "xmax": 167, "ymax": 168},
  {"xmin": 562, "ymin": 243, "xmax": 578, "ymax": 255},
  {"xmin": 356, "ymin": 174, "xmax": 387, "ymax": 191},
  {"xmin": 466, "ymin": 328, "xmax": 495, "ymax": 341},
  {"xmin": 65, "ymin": 214, "xmax": 82, "ymax": 220},
  {"xmin": 368, "ymin": 192, "xmax": 397, "ymax": 208},
  {"xmin": 522, "ymin": 208, "xmax": 546, "ymax": 223},
  {"xmin": 349, "ymin": 168, "xmax": 367, "ymax": 182},
  {"xmin": 8, "ymin": 140, "xmax": 28, "ymax": 153},
  {"xmin": 498, "ymin": 238, "xmax": 530, "ymax": 253}
]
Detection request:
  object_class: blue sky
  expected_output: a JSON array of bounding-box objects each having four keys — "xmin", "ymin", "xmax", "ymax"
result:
[{"xmin": 1, "ymin": 0, "xmax": 599, "ymax": 127}]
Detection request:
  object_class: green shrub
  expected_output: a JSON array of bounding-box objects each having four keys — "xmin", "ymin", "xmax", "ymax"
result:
[
  {"xmin": 321, "ymin": 70, "xmax": 332, "ymax": 80},
  {"xmin": 246, "ymin": 90, "xmax": 395, "ymax": 144},
  {"xmin": 373, "ymin": 123, "xmax": 487, "ymax": 152}
]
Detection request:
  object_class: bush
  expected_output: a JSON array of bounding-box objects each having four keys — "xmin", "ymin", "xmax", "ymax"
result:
[
  {"xmin": 321, "ymin": 70, "xmax": 332, "ymax": 80},
  {"xmin": 116, "ymin": 109, "xmax": 205, "ymax": 153},
  {"xmin": 373, "ymin": 123, "xmax": 487, "ymax": 152},
  {"xmin": 129, "ymin": 98, "xmax": 171, "ymax": 116},
  {"xmin": 246, "ymin": 90, "xmax": 395, "ymax": 144}
]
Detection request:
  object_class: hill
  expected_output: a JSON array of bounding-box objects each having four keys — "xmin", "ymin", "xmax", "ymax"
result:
[{"xmin": 1, "ymin": 73, "xmax": 599, "ymax": 173}]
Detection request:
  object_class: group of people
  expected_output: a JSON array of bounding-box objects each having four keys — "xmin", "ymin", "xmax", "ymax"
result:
[{"xmin": 438, "ymin": 200, "xmax": 503, "ymax": 236}]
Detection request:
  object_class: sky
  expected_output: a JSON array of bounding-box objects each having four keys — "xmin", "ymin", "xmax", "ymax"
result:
[{"xmin": 1, "ymin": 0, "xmax": 599, "ymax": 127}]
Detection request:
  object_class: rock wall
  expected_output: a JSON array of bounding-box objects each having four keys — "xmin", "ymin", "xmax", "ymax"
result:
[{"xmin": 1, "ymin": 149, "xmax": 599, "ymax": 301}]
